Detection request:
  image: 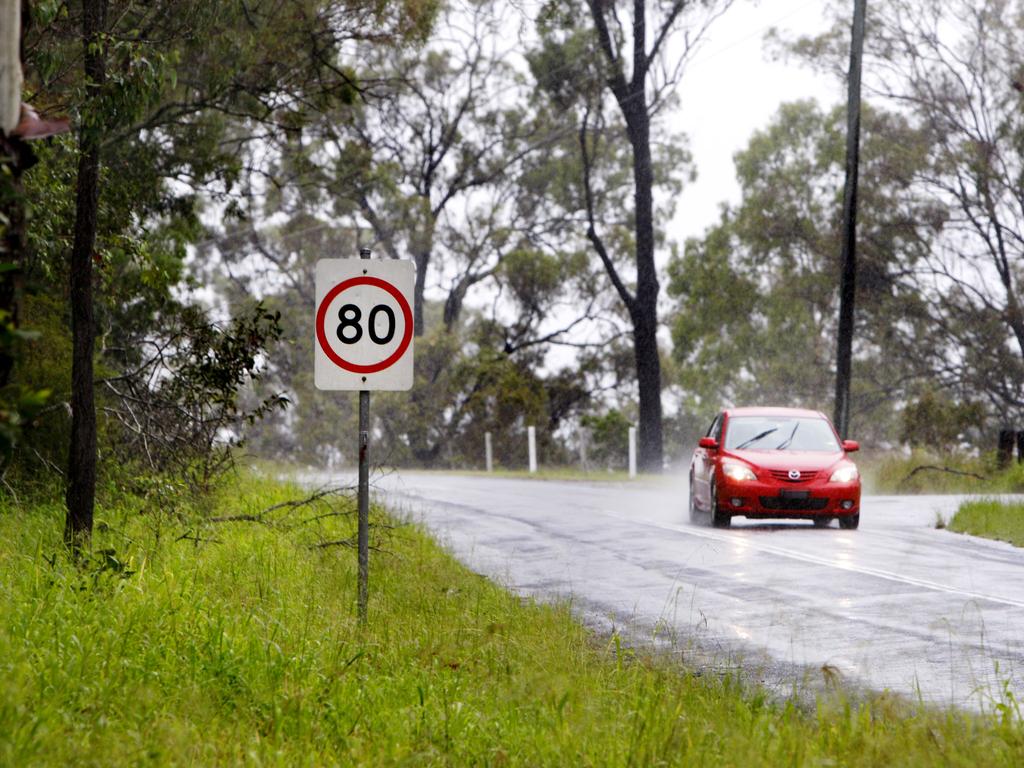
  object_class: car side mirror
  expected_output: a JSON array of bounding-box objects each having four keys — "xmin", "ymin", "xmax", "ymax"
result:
[
  {"xmin": 842, "ymin": 440, "xmax": 859, "ymax": 453},
  {"xmin": 698, "ymin": 437, "xmax": 718, "ymax": 450}
]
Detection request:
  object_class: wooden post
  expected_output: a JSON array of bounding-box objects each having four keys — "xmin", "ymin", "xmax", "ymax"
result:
[
  {"xmin": 628, "ymin": 427, "xmax": 637, "ymax": 478},
  {"xmin": 484, "ymin": 431, "xmax": 493, "ymax": 472},
  {"xmin": 528, "ymin": 426, "xmax": 537, "ymax": 473}
]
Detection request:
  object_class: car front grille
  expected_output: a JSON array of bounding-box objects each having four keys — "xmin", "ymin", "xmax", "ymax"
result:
[
  {"xmin": 769, "ymin": 469, "xmax": 818, "ymax": 482},
  {"xmin": 760, "ymin": 496, "xmax": 828, "ymax": 511}
]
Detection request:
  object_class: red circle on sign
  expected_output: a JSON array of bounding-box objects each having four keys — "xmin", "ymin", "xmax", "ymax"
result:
[{"xmin": 316, "ymin": 276, "xmax": 413, "ymax": 374}]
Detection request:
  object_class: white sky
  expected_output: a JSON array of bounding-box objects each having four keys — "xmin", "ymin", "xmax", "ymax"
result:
[{"xmin": 668, "ymin": 0, "xmax": 836, "ymax": 242}]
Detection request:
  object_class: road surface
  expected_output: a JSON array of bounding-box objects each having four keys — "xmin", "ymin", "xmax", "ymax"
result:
[{"xmin": 322, "ymin": 471, "xmax": 1024, "ymax": 711}]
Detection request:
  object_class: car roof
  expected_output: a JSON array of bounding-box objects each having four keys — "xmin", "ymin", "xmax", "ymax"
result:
[{"xmin": 724, "ymin": 406, "xmax": 827, "ymax": 420}]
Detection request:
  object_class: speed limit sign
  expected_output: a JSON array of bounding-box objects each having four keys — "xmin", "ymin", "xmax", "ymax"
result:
[{"xmin": 314, "ymin": 258, "xmax": 415, "ymax": 390}]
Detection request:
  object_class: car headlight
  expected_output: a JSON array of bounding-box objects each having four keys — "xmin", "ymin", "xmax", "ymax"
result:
[
  {"xmin": 829, "ymin": 465, "xmax": 859, "ymax": 483},
  {"xmin": 722, "ymin": 461, "xmax": 756, "ymax": 481}
]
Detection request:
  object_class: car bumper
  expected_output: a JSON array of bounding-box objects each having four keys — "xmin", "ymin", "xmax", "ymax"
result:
[{"xmin": 716, "ymin": 476, "xmax": 860, "ymax": 519}]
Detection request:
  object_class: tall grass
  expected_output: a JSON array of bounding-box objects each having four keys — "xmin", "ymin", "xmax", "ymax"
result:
[
  {"xmin": 0, "ymin": 474, "xmax": 1022, "ymax": 765},
  {"xmin": 861, "ymin": 450, "xmax": 1024, "ymax": 494},
  {"xmin": 949, "ymin": 500, "xmax": 1024, "ymax": 547}
]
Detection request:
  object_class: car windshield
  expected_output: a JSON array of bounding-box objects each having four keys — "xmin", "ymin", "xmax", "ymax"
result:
[{"xmin": 724, "ymin": 416, "xmax": 840, "ymax": 452}]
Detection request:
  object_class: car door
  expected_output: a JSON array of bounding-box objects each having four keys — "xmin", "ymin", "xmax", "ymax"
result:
[{"xmin": 693, "ymin": 413, "xmax": 723, "ymax": 508}]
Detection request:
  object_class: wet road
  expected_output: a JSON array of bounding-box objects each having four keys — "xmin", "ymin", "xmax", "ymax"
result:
[{"xmin": 330, "ymin": 471, "xmax": 1024, "ymax": 710}]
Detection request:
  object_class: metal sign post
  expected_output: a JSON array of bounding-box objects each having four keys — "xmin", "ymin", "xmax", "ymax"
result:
[
  {"xmin": 314, "ymin": 250, "xmax": 415, "ymax": 624},
  {"xmin": 356, "ymin": 251, "xmax": 370, "ymax": 623}
]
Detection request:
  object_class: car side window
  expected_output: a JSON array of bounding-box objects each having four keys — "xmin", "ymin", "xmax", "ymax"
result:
[{"xmin": 707, "ymin": 414, "xmax": 723, "ymax": 442}]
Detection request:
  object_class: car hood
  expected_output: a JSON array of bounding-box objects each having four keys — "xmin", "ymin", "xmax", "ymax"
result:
[{"xmin": 724, "ymin": 449, "xmax": 847, "ymax": 472}]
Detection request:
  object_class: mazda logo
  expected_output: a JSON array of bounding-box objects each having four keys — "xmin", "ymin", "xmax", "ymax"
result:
[{"xmin": 788, "ymin": 469, "xmax": 801, "ymax": 480}]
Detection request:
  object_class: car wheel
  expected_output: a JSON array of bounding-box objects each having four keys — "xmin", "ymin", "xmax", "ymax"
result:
[
  {"xmin": 710, "ymin": 475, "xmax": 731, "ymax": 528},
  {"xmin": 812, "ymin": 517, "xmax": 832, "ymax": 528},
  {"xmin": 838, "ymin": 514, "xmax": 860, "ymax": 530}
]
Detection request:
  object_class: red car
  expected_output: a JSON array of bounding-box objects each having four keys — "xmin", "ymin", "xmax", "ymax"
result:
[{"xmin": 689, "ymin": 407, "xmax": 861, "ymax": 529}]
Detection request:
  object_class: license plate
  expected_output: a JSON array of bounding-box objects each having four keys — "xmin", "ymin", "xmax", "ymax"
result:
[{"xmin": 780, "ymin": 490, "xmax": 810, "ymax": 501}]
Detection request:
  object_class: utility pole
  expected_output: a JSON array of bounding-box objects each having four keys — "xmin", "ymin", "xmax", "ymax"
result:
[{"xmin": 833, "ymin": 0, "xmax": 867, "ymax": 439}]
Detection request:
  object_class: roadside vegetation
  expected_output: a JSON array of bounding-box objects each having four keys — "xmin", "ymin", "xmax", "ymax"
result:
[
  {"xmin": 949, "ymin": 501, "xmax": 1024, "ymax": 548},
  {"xmin": 860, "ymin": 451, "xmax": 1024, "ymax": 495},
  {"xmin": 2, "ymin": 473, "xmax": 1023, "ymax": 767}
]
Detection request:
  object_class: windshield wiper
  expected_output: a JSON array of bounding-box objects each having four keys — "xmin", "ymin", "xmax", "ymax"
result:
[
  {"xmin": 776, "ymin": 422, "xmax": 800, "ymax": 450},
  {"xmin": 736, "ymin": 428, "xmax": 778, "ymax": 450}
]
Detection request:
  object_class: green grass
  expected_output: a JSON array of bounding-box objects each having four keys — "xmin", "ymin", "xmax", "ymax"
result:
[
  {"xmin": 949, "ymin": 500, "xmax": 1024, "ymax": 547},
  {"xmin": 1, "ymin": 474, "xmax": 1022, "ymax": 766}
]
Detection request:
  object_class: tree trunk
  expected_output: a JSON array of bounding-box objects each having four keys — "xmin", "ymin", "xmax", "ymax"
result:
[
  {"xmin": 65, "ymin": 0, "xmax": 107, "ymax": 551},
  {"xmin": 631, "ymin": 301, "xmax": 663, "ymax": 471},
  {"xmin": 625, "ymin": 104, "xmax": 664, "ymax": 472}
]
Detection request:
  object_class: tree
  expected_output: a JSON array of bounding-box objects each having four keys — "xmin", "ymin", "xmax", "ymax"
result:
[
  {"xmin": 20, "ymin": 0, "xmax": 435, "ymax": 547},
  {"xmin": 667, "ymin": 100, "xmax": 939, "ymax": 444},
  {"xmin": 783, "ymin": 0, "xmax": 1024, "ymax": 427},
  {"xmin": 535, "ymin": 0, "xmax": 732, "ymax": 472},
  {"xmin": 307, "ymin": 0, "xmax": 565, "ymax": 337},
  {"xmin": 64, "ymin": 0, "xmax": 106, "ymax": 549},
  {"xmin": 201, "ymin": 1, "xmax": 611, "ymax": 468}
]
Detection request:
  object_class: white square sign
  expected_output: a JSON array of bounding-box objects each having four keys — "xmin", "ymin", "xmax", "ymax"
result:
[{"xmin": 314, "ymin": 259, "xmax": 415, "ymax": 391}]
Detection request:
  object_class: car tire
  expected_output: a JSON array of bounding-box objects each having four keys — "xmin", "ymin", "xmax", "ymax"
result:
[
  {"xmin": 812, "ymin": 517, "xmax": 832, "ymax": 528},
  {"xmin": 838, "ymin": 514, "xmax": 860, "ymax": 530},
  {"xmin": 709, "ymin": 476, "xmax": 731, "ymax": 528}
]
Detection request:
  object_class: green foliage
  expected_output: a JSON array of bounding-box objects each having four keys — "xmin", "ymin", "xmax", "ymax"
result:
[
  {"xmin": 105, "ymin": 301, "xmax": 288, "ymax": 491},
  {"xmin": 666, "ymin": 100, "xmax": 936, "ymax": 442},
  {"xmin": 5, "ymin": 0, "xmax": 439, "ymax": 496},
  {"xmin": 778, "ymin": 0, "xmax": 1024, "ymax": 427},
  {"xmin": 373, "ymin": 324, "xmax": 576, "ymax": 469},
  {"xmin": 0, "ymin": 303, "xmax": 49, "ymax": 462},
  {"xmin": 900, "ymin": 390, "xmax": 985, "ymax": 453},
  {"xmin": 0, "ymin": 473, "xmax": 1022, "ymax": 765},
  {"xmin": 950, "ymin": 500, "xmax": 1024, "ymax": 548},
  {"xmin": 581, "ymin": 409, "xmax": 631, "ymax": 469}
]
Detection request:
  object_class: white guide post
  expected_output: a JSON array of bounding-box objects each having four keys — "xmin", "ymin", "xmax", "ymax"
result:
[
  {"xmin": 628, "ymin": 427, "xmax": 637, "ymax": 478},
  {"xmin": 528, "ymin": 426, "xmax": 537, "ymax": 473},
  {"xmin": 485, "ymin": 431, "xmax": 493, "ymax": 473}
]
